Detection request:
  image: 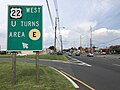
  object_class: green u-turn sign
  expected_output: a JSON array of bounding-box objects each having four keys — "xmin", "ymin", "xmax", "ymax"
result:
[{"xmin": 7, "ymin": 5, "xmax": 43, "ymax": 51}]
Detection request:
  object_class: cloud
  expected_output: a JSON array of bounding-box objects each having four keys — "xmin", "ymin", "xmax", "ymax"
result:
[
  {"xmin": 60, "ymin": 28, "xmax": 70, "ymax": 38},
  {"xmin": 93, "ymin": 28, "xmax": 120, "ymax": 38},
  {"xmin": 93, "ymin": 28, "xmax": 120, "ymax": 47},
  {"xmin": 77, "ymin": 21, "xmax": 97, "ymax": 31},
  {"xmin": 95, "ymin": 0, "xmax": 114, "ymax": 13},
  {"xmin": 0, "ymin": 24, "xmax": 7, "ymax": 38},
  {"xmin": 61, "ymin": 27, "xmax": 120, "ymax": 48},
  {"xmin": 92, "ymin": 0, "xmax": 120, "ymax": 30},
  {"xmin": 43, "ymin": 26, "xmax": 54, "ymax": 48}
]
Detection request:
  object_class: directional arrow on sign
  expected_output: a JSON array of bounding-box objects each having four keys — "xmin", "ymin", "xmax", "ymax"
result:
[{"xmin": 22, "ymin": 42, "xmax": 28, "ymax": 49}]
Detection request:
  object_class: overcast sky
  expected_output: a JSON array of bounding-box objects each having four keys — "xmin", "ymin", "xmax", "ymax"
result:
[{"xmin": 0, "ymin": 0, "xmax": 120, "ymax": 50}]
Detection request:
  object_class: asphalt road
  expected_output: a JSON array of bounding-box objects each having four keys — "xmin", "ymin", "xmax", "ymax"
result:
[
  {"xmin": 70, "ymin": 54, "xmax": 120, "ymax": 90},
  {"xmin": 0, "ymin": 54, "xmax": 120, "ymax": 90},
  {"xmin": 39, "ymin": 54, "xmax": 120, "ymax": 90}
]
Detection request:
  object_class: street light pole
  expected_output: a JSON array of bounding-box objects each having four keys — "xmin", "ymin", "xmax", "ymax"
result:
[
  {"xmin": 59, "ymin": 27, "xmax": 65, "ymax": 52},
  {"xmin": 80, "ymin": 35, "xmax": 82, "ymax": 53},
  {"xmin": 90, "ymin": 26, "xmax": 92, "ymax": 53},
  {"xmin": 80, "ymin": 35, "xmax": 82, "ymax": 47}
]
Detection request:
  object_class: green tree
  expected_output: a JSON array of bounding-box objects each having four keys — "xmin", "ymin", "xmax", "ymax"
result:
[{"xmin": 48, "ymin": 46, "xmax": 55, "ymax": 50}]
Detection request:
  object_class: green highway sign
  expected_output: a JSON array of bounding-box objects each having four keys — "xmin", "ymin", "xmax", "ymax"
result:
[{"xmin": 7, "ymin": 5, "xmax": 43, "ymax": 51}]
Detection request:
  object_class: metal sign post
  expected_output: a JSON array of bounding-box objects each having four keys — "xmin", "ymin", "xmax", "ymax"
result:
[
  {"xmin": 12, "ymin": 52, "xmax": 17, "ymax": 85},
  {"xmin": 36, "ymin": 51, "xmax": 39, "ymax": 83}
]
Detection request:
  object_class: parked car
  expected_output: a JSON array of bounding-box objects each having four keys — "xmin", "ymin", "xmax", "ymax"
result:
[
  {"xmin": 75, "ymin": 51, "xmax": 80, "ymax": 56},
  {"xmin": 68, "ymin": 52, "xmax": 72, "ymax": 56},
  {"xmin": 101, "ymin": 52, "xmax": 106, "ymax": 55},
  {"xmin": 49, "ymin": 52, "xmax": 57, "ymax": 55},
  {"xmin": 17, "ymin": 53, "xmax": 27, "ymax": 56},
  {"xmin": 0, "ymin": 51, "xmax": 7, "ymax": 55},
  {"xmin": 57, "ymin": 52, "xmax": 63, "ymax": 55},
  {"xmin": 87, "ymin": 53, "xmax": 94, "ymax": 57}
]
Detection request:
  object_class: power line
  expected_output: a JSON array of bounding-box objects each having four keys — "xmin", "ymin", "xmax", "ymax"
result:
[
  {"xmin": 45, "ymin": 0, "xmax": 54, "ymax": 31},
  {"xmin": 45, "ymin": 0, "xmax": 60, "ymax": 49},
  {"xmin": 45, "ymin": 0, "xmax": 61, "ymax": 49},
  {"xmin": 53, "ymin": 0, "xmax": 61, "ymax": 35},
  {"xmin": 103, "ymin": 37, "xmax": 120, "ymax": 44},
  {"xmin": 53, "ymin": 0, "xmax": 59, "ymax": 18},
  {"xmin": 94, "ymin": 37, "xmax": 120, "ymax": 46}
]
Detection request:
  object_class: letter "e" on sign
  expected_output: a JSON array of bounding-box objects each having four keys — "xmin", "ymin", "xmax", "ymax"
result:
[{"xmin": 29, "ymin": 29, "xmax": 41, "ymax": 40}]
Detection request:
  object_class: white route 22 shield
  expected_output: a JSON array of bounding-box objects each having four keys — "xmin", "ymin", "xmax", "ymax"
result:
[{"xmin": 10, "ymin": 8, "xmax": 22, "ymax": 19}]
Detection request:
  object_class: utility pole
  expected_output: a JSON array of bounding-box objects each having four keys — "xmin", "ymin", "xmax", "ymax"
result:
[
  {"xmin": 60, "ymin": 35, "xmax": 63, "ymax": 52},
  {"xmin": 54, "ymin": 17, "xmax": 57, "ymax": 52},
  {"xmin": 80, "ymin": 35, "xmax": 82, "ymax": 47},
  {"xmin": 90, "ymin": 26, "xmax": 92, "ymax": 53},
  {"xmin": 80, "ymin": 35, "xmax": 82, "ymax": 53},
  {"xmin": 73, "ymin": 41, "xmax": 75, "ymax": 48}
]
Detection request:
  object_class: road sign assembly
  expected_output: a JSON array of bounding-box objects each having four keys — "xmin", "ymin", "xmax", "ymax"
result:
[{"xmin": 7, "ymin": 5, "xmax": 43, "ymax": 50}]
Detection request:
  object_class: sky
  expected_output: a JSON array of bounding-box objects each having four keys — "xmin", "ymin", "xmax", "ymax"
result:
[{"xmin": 0, "ymin": 0, "xmax": 120, "ymax": 50}]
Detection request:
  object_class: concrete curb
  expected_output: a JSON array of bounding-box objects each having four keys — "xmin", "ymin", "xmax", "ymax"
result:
[{"xmin": 49, "ymin": 66, "xmax": 79, "ymax": 89}]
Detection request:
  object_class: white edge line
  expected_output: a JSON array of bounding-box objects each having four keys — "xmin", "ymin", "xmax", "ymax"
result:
[
  {"xmin": 112, "ymin": 64, "xmax": 120, "ymax": 67},
  {"xmin": 49, "ymin": 66, "xmax": 79, "ymax": 89}
]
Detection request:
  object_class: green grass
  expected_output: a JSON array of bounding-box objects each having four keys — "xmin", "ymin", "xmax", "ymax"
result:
[
  {"xmin": 27, "ymin": 54, "xmax": 68, "ymax": 61},
  {"xmin": 0, "ymin": 60, "xmax": 74, "ymax": 90},
  {"xmin": 0, "ymin": 54, "xmax": 68, "ymax": 61},
  {"xmin": 0, "ymin": 55, "xmax": 11, "ymax": 58}
]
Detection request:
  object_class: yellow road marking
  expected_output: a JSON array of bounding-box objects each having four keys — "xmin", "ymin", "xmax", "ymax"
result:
[{"xmin": 61, "ymin": 71, "xmax": 95, "ymax": 90}]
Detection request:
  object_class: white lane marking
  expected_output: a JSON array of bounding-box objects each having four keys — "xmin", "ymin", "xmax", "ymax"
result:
[
  {"xmin": 74, "ymin": 62, "xmax": 92, "ymax": 67},
  {"xmin": 72, "ymin": 60, "xmax": 92, "ymax": 67},
  {"xmin": 67, "ymin": 55, "xmax": 92, "ymax": 67},
  {"xmin": 112, "ymin": 64, "xmax": 120, "ymax": 67},
  {"xmin": 80, "ymin": 62, "xmax": 92, "ymax": 67},
  {"xmin": 89, "ymin": 59, "xmax": 93, "ymax": 60},
  {"xmin": 67, "ymin": 55, "xmax": 78, "ymax": 61},
  {"xmin": 31, "ymin": 58, "xmax": 92, "ymax": 67},
  {"xmin": 49, "ymin": 67, "xmax": 79, "ymax": 89}
]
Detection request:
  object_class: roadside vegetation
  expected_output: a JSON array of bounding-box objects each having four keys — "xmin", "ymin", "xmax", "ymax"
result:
[
  {"xmin": 0, "ymin": 54, "xmax": 68, "ymax": 61},
  {"xmin": 0, "ymin": 55, "xmax": 11, "ymax": 58},
  {"xmin": 0, "ymin": 60, "xmax": 74, "ymax": 90},
  {"xmin": 28, "ymin": 54, "xmax": 68, "ymax": 61}
]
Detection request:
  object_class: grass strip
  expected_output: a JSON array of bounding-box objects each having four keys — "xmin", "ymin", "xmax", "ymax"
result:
[
  {"xmin": 27, "ymin": 54, "xmax": 68, "ymax": 61},
  {"xmin": 0, "ymin": 54, "xmax": 68, "ymax": 61},
  {"xmin": 0, "ymin": 60, "xmax": 74, "ymax": 90}
]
